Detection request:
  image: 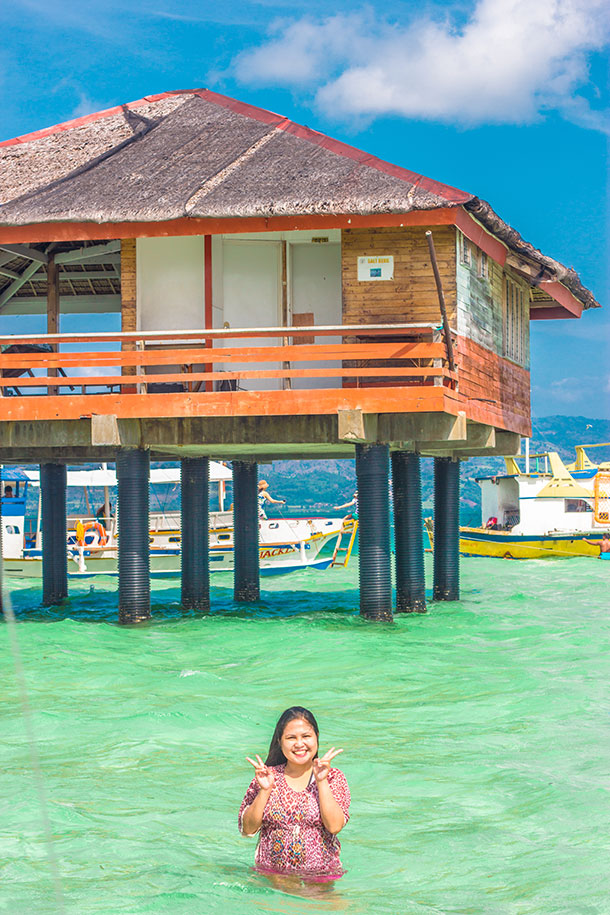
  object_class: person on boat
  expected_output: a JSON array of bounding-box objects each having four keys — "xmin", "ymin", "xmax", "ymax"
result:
[
  {"xmin": 258, "ymin": 480, "xmax": 286, "ymax": 520},
  {"xmin": 95, "ymin": 503, "xmax": 113, "ymax": 530},
  {"xmin": 3, "ymin": 485, "xmax": 14, "ymax": 498},
  {"xmin": 334, "ymin": 491, "xmax": 358, "ymax": 521},
  {"xmin": 239, "ymin": 706, "xmax": 350, "ymax": 880},
  {"xmin": 584, "ymin": 533, "xmax": 610, "ymax": 559}
]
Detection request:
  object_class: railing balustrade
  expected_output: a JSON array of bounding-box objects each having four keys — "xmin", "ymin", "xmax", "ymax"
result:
[{"xmin": 0, "ymin": 323, "xmax": 457, "ymax": 397}]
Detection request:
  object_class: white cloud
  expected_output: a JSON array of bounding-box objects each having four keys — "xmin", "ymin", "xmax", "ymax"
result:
[{"xmin": 232, "ymin": 0, "xmax": 610, "ymax": 130}]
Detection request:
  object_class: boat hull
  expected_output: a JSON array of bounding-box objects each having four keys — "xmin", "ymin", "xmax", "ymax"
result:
[{"xmin": 459, "ymin": 528, "xmax": 606, "ymax": 559}]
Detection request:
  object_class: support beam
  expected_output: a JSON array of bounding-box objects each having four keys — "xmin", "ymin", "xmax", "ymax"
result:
[
  {"xmin": 181, "ymin": 457, "xmax": 210, "ymax": 612},
  {"xmin": 116, "ymin": 449, "xmax": 150, "ymax": 623},
  {"xmin": 0, "ymin": 244, "xmax": 48, "ymax": 264},
  {"xmin": 0, "ymin": 259, "xmax": 44, "ymax": 311},
  {"xmin": 380, "ymin": 411, "xmax": 467, "ymax": 445},
  {"xmin": 338, "ymin": 409, "xmax": 379, "ymax": 443},
  {"xmin": 356, "ymin": 443, "xmax": 392, "ymax": 621},
  {"xmin": 233, "ymin": 461, "xmax": 259, "ymax": 602},
  {"xmin": 40, "ymin": 463, "xmax": 68, "ymax": 606},
  {"xmin": 392, "ymin": 451, "xmax": 426, "ymax": 613},
  {"xmin": 433, "ymin": 458, "xmax": 460, "ymax": 602},
  {"xmin": 55, "ymin": 241, "xmax": 121, "ymax": 264},
  {"xmin": 0, "ymin": 266, "xmax": 20, "ymax": 281}
]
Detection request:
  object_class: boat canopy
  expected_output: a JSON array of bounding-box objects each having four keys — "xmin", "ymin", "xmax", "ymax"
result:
[
  {"xmin": 0, "ymin": 467, "xmax": 31, "ymax": 481},
  {"xmin": 23, "ymin": 462, "xmax": 232, "ymax": 488}
]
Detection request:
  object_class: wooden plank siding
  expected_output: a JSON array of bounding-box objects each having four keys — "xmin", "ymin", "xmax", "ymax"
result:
[
  {"xmin": 120, "ymin": 238, "xmax": 137, "ymax": 377},
  {"xmin": 341, "ymin": 226, "xmax": 456, "ymax": 388},
  {"xmin": 456, "ymin": 337, "xmax": 530, "ymax": 437},
  {"xmin": 341, "ymin": 225, "xmax": 530, "ymax": 435},
  {"xmin": 342, "ymin": 226, "xmax": 457, "ymax": 325}
]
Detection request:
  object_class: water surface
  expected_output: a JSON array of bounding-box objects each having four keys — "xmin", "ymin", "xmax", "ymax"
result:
[{"xmin": 2, "ymin": 556, "xmax": 609, "ymax": 914}]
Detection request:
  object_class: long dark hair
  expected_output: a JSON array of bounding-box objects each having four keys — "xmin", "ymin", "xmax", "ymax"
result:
[{"xmin": 265, "ymin": 706, "xmax": 319, "ymax": 766}]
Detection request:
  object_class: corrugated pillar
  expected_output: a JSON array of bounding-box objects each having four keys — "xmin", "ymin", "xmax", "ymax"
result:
[
  {"xmin": 392, "ymin": 451, "xmax": 426, "ymax": 613},
  {"xmin": 117, "ymin": 449, "xmax": 150, "ymax": 623},
  {"xmin": 181, "ymin": 457, "xmax": 210, "ymax": 612},
  {"xmin": 233, "ymin": 461, "xmax": 259, "ymax": 602},
  {"xmin": 356, "ymin": 444, "xmax": 392, "ymax": 621},
  {"xmin": 433, "ymin": 457, "xmax": 460, "ymax": 601},
  {"xmin": 41, "ymin": 463, "xmax": 68, "ymax": 606}
]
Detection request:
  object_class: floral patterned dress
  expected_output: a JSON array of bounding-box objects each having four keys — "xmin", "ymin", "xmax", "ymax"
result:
[{"xmin": 238, "ymin": 765, "xmax": 350, "ymax": 877}]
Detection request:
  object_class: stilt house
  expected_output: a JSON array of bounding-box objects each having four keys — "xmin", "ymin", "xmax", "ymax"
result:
[{"xmin": 0, "ymin": 89, "xmax": 599, "ymax": 621}]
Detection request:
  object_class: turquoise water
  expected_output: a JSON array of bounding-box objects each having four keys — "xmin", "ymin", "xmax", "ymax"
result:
[{"xmin": 2, "ymin": 555, "xmax": 609, "ymax": 914}]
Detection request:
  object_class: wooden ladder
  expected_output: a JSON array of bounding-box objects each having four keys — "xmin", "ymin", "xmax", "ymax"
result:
[{"xmin": 331, "ymin": 520, "xmax": 358, "ymax": 567}]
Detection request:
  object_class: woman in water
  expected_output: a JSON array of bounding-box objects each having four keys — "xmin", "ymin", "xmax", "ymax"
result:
[{"xmin": 239, "ymin": 706, "xmax": 350, "ymax": 879}]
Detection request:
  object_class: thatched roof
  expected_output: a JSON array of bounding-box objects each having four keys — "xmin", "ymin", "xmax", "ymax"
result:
[{"xmin": 0, "ymin": 88, "xmax": 599, "ymax": 310}]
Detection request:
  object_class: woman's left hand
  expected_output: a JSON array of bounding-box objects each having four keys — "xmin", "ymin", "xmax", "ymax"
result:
[{"xmin": 313, "ymin": 747, "xmax": 343, "ymax": 783}]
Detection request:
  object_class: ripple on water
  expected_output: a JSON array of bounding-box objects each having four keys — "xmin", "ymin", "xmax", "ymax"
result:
[{"xmin": 1, "ymin": 555, "xmax": 609, "ymax": 913}]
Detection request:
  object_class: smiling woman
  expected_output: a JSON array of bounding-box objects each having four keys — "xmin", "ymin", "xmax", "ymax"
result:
[{"xmin": 239, "ymin": 706, "xmax": 350, "ymax": 880}]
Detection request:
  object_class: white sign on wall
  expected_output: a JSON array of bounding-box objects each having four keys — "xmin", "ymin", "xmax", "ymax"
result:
[{"xmin": 357, "ymin": 255, "xmax": 394, "ymax": 282}]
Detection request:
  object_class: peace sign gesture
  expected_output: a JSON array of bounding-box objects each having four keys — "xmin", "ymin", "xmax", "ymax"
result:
[
  {"xmin": 312, "ymin": 747, "xmax": 343, "ymax": 783},
  {"xmin": 246, "ymin": 754, "xmax": 276, "ymax": 792}
]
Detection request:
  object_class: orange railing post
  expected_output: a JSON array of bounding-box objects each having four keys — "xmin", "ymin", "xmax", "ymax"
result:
[{"xmin": 0, "ymin": 323, "xmax": 458, "ymax": 420}]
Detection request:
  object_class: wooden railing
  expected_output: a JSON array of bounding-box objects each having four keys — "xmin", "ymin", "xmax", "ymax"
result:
[{"xmin": 0, "ymin": 324, "xmax": 457, "ymax": 396}]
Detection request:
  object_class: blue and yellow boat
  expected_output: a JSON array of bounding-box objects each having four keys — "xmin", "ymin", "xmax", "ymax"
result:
[{"xmin": 426, "ymin": 443, "xmax": 610, "ymax": 559}]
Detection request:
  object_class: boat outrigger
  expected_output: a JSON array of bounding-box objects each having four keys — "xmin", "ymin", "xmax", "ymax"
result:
[
  {"xmin": 1, "ymin": 463, "xmax": 357, "ymax": 578},
  {"xmin": 426, "ymin": 442, "xmax": 610, "ymax": 559}
]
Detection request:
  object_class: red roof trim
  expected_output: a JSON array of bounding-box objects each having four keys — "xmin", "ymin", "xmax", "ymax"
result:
[
  {"xmin": 0, "ymin": 209, "xmax": 460, "ymax": 244},
  {"xmin": 532, "ymin": 282, "xmax": 583, "ymax": 318},
  {"xmin": 193, "ymin": 88, "xmax": 471, "ymax": 205},
  {"xmin": 1, "ymin": 86, "xmax": 472, "ymax": 207},
  {"xmin": 0, "ymin": 89, "xmax": 199, "ymax": 148}
]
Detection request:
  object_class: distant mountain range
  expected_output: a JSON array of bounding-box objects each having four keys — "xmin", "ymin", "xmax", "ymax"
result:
[
  {"xmin": 19, "ymin": 415, "xmax": 610, "ymax": 525},
  {"xmin": 261, "ymin": 415, "xmax": 610, "ymax": 526}
]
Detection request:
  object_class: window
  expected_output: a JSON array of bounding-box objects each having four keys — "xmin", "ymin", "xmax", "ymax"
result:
[
  {"xmin": 565, "ymin": 499, "xmax": 592, "ymax": 513},
  {"xmin": 503, "ymin": 277, "xmax": 528, "ymax": 364},
  {"xmin": 459, "ymin": 232, "xmax": 471, "ymax": 266},
  {"xmin": 479, "ymin": 251, "xmax": 488, "ymax": 279}
]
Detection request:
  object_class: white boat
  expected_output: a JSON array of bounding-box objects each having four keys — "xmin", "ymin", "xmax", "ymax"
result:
[
  {"xmin": 426, "ymin": 442, "xmax": 610, "ymax": 559},
  {"xmin": 1, "ymin": 464, "xmax": 356, "ymax": 578}
]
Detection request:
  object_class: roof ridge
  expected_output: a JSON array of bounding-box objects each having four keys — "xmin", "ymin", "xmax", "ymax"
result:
[
  {"xmin": 193, "ymin": 88, "xmax": 472, "ymax": 206},
  {"xmin": 0, "ymin": 89, "xmax": 197, "ymax": 148},
  {"xmin": 185, "ymin": 123, "xmax": 288, "ymax": 214},
  {"xmin": 1, "ymin": 106, "xmax": 162, "ymax": 209},
  {"xmin": 0, "ymin": 86, "xmax": 471, "ymax": 206}
]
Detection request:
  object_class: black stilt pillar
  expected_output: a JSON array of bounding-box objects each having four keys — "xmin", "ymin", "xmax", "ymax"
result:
[
  {"xmin": 117, "ymin": 449, "xmax": 150, "ymax": 623},
  {"xmin": 41, "ymin": 463, "xmax": 68, "ymax": 606},
  {"xmin": 392, "ymin": 451, "xmax": 426, "ymax": 613},
  {"xmin": 233, "ymin": 461, "xmax": 259, "ymax": 602},
  {"xmin": 356, "ymin": 444, "xmax": 392, "ymax": 621},
  {"xmin": 181, "ymin": 457, "xmax": 210, "ymax": 612},
  {"xmin": 433, "ymin": 457, "xmax": 460, "ymax": 601}
]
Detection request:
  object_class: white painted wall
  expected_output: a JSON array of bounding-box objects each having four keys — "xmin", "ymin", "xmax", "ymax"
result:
[
  {"xmin": 480, "ymin": 478, "xmax": 519, "ymax": 528},
  {"xmin": 137, "ymin": 236, "xmax": 205, "ymax": 330},
  {"xmin": 220, "ymin": 239, "xmax": 281, "ymax": 391},
  {"xmin": 290, "ymin": 242, "xmax": 341, "ymax": 389}
]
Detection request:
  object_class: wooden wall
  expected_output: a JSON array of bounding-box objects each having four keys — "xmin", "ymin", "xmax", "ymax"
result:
[
  {"xmin": 340, "ymin": 224, "xmax": 531, "ymax": 436},
  {"xmin": 457, "ymin": 336, "xmax": 531, "ymax": 436},
  {"xmin": 341, "ymin": 226, "xmax": 456, "ymax": 325},
  {"xmin": 121, "ymin": 238, "xmax": 137, "ymax": 376}
]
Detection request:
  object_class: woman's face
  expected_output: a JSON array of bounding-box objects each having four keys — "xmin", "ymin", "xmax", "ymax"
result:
[{"xmin": 280, "ymin": 717, "xmax": 318, "ymax": 767}]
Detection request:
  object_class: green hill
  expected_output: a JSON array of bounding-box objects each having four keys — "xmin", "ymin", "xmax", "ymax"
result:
[{"xmin": 16, "ymin": 415, "xmax": 610, "ymax": 526}]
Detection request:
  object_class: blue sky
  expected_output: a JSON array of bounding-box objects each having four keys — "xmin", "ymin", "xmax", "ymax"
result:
[{"xmin": 1, "ymin": 0, "xmax": 609, "ymax": 418}]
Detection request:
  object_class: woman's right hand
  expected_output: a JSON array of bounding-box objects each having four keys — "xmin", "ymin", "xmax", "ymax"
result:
[{"xmin": 246, "ymin": 754, "xmax": 275, "ymax": 791}]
